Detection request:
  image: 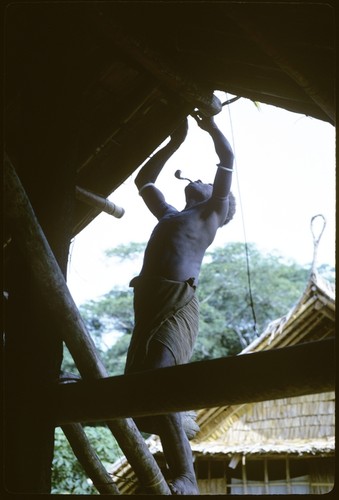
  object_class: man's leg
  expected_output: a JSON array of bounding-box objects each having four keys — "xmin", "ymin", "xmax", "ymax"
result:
[
  {"xmin": 156, "ymin": 413, "xmax": 199, "ymax": 495},
  {"xmin": 144, "ymin": 341, "xmax": 199, "ymax": 495}
]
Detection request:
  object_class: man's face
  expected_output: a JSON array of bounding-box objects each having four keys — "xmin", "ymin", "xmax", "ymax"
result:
[{"xmin": 185, "ymin": 181, "xmax": 213, "ymax": 203}]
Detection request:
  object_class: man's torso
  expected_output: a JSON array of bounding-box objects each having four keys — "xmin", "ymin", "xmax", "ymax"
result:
[{"xmin": 140, "ymin": 204, "xmax": 220, "ymax": 283}]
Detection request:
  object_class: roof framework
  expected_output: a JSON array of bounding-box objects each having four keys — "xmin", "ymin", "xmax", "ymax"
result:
[{"xmin": 5, "ymin": 2, "xmax": 335, "ymax": 236}]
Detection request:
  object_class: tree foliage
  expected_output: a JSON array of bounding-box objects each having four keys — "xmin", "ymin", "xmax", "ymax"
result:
[
  {"xmin": 105, "ymin": 241, "xmax": 146, "ymax": 260},
  {"xmin": 51, "ymin": 426, "xmax": 121, "ymax": 494},
  {"xmin": 194, "ymin": 242, "xmax": 310, "ymax": 359},
  {"xmin": 62, "ymin": 241, "xmax": 332, "ymax": 375},
  {"xmin": 79, "ymin": 289, "xmax": 134, "ymax": 343}
]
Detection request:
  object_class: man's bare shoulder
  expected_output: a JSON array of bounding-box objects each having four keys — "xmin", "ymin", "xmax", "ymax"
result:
[{"xmin": 141, "ymin": 185, "xmax": 178, "ymax": 220}]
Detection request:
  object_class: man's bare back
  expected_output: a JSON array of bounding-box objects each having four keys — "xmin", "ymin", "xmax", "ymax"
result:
[{"xmin": 140, "ymin": 200, "xmax": 224, "ymax": 283}]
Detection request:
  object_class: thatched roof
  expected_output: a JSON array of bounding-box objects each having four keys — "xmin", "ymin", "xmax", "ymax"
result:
[
  {"xmin": 191, "ymin": 271, "xmax": 335, "ymax": 443},
  {"xmin": 145, "ymin": 391, "xmax": 335, "ymax": 458},
  {"xmin": 110, "ymin": 271, "xmax": 335, "ymax": 491},
  {"xmin": 189, "ymin": 392, "xmax": 335, "ymax": 458},
  {"xmin": 240, "ymin": 272, "xmax": 335, "ymax": 354}
]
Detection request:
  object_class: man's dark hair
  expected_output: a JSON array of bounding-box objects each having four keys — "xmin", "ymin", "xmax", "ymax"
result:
[{"xmin": 223, "ymin": 191, "xmax": 236, "ymax": 226}]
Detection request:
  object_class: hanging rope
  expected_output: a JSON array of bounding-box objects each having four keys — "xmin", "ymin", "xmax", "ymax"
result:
[
  {"xmin": 310, "ymin": 214, "xmax": 326, "ymax": 276},
  {"xmin": 224, "ymin": 94, "xmax": 258, "ymax": 336}
]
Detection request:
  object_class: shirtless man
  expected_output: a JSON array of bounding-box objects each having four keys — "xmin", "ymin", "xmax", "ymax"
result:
[{"xmin": 125, "ymin": 113, "xmax": 235, "ymax": 495}]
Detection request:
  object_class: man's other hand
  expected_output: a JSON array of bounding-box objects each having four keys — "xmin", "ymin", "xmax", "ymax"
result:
[{"xmin": 192, "ymin": 112, "xmax": 217, "ymax": 132}]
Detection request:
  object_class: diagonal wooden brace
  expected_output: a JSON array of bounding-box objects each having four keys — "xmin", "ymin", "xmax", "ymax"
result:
[{"xmin": 4, "ymin": 153, "xmax": 171, "ymax": 495}]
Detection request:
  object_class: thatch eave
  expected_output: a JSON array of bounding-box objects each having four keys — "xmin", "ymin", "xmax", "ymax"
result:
[
  {"xmin": 190, "ymin": 438, "xmax": 335, "ymax": 458},
  {"xmin": 240, "ymin": 272, "xmax": 335, "ymax": 354}
]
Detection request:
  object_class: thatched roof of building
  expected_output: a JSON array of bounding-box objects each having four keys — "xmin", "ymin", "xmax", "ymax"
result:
[
  {"xmin": 240, "ymin": 272, "xmax": 335, "ymax": 354},
  {"xmin": 191, "ymin": 271, "xmax": 335, "ymax": 448},
  {"xmin": 110, "ymin": 271, "xmax": 335, "ymax": 491},
  {"xmin": 189, "ymin": 392, "xmax": 334, "ymax": 458}
]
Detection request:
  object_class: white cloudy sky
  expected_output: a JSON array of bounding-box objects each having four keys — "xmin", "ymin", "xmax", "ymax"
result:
[{"xmin": 67, "ymin": 95, "xmax": 335, "ymax": 306}]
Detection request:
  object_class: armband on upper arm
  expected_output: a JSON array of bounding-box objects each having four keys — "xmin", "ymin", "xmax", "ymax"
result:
[
  {"xmin": 138, "ymin": 183, "xmax": 154, "ymax": 196},
  {"xmin": 212, "ymin": 193, "xmax": 229, "ymax": 202},
  {"xmin": 217, "ymin": 164, "xmax": 234, "ymax": 173}
]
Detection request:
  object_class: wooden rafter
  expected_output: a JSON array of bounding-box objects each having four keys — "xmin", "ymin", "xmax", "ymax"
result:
[{"xmin": 225, "ymin": 6, "xmax": 335, "ymax": 124}]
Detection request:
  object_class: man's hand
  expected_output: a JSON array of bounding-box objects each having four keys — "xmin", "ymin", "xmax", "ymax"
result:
[
  {"xmin": 192, "ymin": 112, "xmax": 217, "ymax": 132},
  {"xmin": 170, "ymin": 118, "xmax": 188, "ymax": 147}
]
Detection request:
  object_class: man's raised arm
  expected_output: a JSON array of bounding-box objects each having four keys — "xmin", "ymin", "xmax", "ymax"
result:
[
  {"xmin": 194, "ymin": 114, "xmax": 234, "ymax": 200},
  {"xmin": 135, "ymin": 118, "xmax": 188, "ymax": 191}
]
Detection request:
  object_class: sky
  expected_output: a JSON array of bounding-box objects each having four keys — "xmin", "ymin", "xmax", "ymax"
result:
[{"xmin": 67, "ymin": 94, "xmax": 335, "ymax": 306}]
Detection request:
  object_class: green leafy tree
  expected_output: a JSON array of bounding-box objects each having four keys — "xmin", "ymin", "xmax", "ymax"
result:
[
  {"xmin": 105, "ymin": 241, "xmax": 146, "ymax": 260},
  {"xmin": 194, "ymin": 242, "xmax": 311, "ymax": 360},
  {"xmin": 60, "ymin": 344, "xmax": 81, "ymax": 376},
  {"xmin": 70, "ymin": 241, "xmax": 332, "ymax": 372},
  {"xmin": 79, "ymin": 290, "xmax": 134, "ymax": 345},
  {"xmin": 75, "ymin": 288, "xmax": 134, "ymax": 376},
  {"xmin": 51, "ymin": 426, "xmax": 121, "ymax": 494}
]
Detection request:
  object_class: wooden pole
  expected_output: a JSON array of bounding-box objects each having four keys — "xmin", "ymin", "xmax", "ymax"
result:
[
  {"xmin": 52, "ymin": 339, "xmax": 335, "ymax": 425},
  {"xmin": 4, "ymin": 154, "xmax": 171, "ymax": 495},
  {"xmin": 76, "ymin": 186, "xmax": 125, "ymax": 219},
  {"xmin": 61, "ymin": 424, "xmax": 120, "ymax": 494}
]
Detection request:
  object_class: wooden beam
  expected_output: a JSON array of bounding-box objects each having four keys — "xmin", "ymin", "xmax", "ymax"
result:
[
  {"xmin": 75, "ymin": 186, "xmax": 125, "ymax": 218},
  {"xmin": 52, "ymin": 339, "xmax": 334, "ymax": 425},
  {"xmin": 225, "ymin": 6, "xmax": 335, "ymax": 124},
  {"xmin": 4, "ymin": 154, "xmax": 171, "ymax": 495}
]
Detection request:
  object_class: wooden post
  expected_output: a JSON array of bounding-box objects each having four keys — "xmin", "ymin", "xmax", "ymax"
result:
[{"xmin": 4, "ymin": 154, "xmax": 171, "ymax": 495}]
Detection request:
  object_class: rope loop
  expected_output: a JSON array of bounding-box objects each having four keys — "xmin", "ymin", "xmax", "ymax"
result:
[
  {"xmin": 310, "ymin": 214, "xmax": 326, "ymax": 246},
  {"xmin": 310, "ymin": 214, "xmax": 326, "ymax": 275}
]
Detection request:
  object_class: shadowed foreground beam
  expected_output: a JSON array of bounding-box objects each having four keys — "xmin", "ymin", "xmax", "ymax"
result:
[{"xmin": 53, "ymin": 339, "xmax": 334, "ymax": 425}]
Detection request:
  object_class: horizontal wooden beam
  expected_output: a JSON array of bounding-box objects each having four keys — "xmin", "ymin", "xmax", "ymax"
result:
[{"xmin": 52, "ymin": 339, "xmax": 334, "ymax": 425}]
